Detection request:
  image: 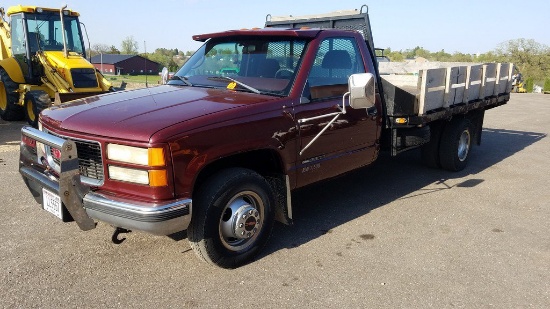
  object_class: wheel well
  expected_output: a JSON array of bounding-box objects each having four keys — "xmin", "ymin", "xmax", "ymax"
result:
[
  {"xmin": 428, "ymin": 109, "xmax": 484, "ymax": 143},
  {"xmin": 440, "ymin": 110, "xmax": 484, "ymax": 146},
  {"xmin": 193, "ymin": 149, "xmax": 284, "ymax": 193}
]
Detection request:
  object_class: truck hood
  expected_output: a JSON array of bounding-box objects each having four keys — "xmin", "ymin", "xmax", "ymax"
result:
[{"xmin": 41, "ymin": 85, "xmax": 267, "ymax": 141}]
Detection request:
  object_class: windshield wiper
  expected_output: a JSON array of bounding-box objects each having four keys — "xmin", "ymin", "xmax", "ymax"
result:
[
  {"xmin": 172, "ymin": 75, "xmax": 193, "ymax": 87},
  {"xmin": 208, "ymin": 76, "xmax": 261, "ymax": 94}
]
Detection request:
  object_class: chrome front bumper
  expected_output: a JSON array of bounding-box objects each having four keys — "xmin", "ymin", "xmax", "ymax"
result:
[{"xmin": 19, "ymin": 126, "xmax": 191, "ymax": 235}]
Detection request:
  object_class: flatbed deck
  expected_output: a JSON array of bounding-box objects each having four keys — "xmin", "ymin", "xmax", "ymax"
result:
[{"xmin": 382, "ymin": 63, "xmax": 513, "ymax": 127}]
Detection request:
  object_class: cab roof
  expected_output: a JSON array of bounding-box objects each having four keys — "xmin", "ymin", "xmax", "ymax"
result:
[
  {"xmin": 193, "ymin": 28, "xmax": 322, "ymax": 42},
  {"xmin": 6, "ymin": 5, "xmax": 79, "ymax": 17}
]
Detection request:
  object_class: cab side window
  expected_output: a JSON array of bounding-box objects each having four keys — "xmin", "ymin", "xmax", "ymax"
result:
[
  {"xmin": 306, "ymin": 37, "xmax": 366, "ymax": 101},
  {"xmin": 10, "ymin": 14, "xmax": 25, "ymax": 56}
]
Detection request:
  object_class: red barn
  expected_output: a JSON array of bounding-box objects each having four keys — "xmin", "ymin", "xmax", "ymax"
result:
[{"xmin": 90, "ymin": 54, "xmax": 161, "ymax": 75}]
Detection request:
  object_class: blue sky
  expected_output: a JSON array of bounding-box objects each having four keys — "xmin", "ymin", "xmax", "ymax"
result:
[{"xmin": 3, "ymin": 1, "xmax": 549, "ymax": 54}]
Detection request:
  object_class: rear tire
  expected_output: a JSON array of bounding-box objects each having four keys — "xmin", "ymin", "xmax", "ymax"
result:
[
  {"xmin": 421, "ymin": 122, "xmax": 443, "ymax": 169},
  {"xmin": 187, "ymin": 168, "xmax": 275, "ymax": 268},
  {"xmin": 0, "ymin": 68, "xmax": 23, "ymax": 121},
  {"xmin": 439, "ymin": 118, "xmax": 473, "ymax": 172},
  {"xmin": 24, "ymin": 90, "xmax": 52, "ymax": 128}
]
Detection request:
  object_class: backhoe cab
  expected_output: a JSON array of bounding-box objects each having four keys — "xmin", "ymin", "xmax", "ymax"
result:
[{"xmin": 0, "ymin": 5, "xmax": 112, "ymax": 127}]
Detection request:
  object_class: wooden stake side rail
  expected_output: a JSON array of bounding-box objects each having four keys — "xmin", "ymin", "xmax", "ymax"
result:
[{"xmin": 417, "ymin": 63, "xmax": 514, "ymax": 115}]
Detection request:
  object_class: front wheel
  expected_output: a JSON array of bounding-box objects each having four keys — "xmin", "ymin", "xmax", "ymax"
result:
[
  {"xmin": 187, "ymin": 168, "xmax": 275, "ymax": 268},
  {"xmin": 0, "ymin": 68, "xmax": 23, "ymax": 121},
  {"xmin": 439, "ymin": 118, "xmax": 473, "ymax": 172},
  {"xmin": 24, "ymin": 91, "xmax": 52, "ymax": 128}
]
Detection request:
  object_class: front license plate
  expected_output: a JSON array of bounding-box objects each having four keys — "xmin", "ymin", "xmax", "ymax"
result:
[{"xmin": 42, "ymin": 188, "xmax": 63, "ymax": 220}]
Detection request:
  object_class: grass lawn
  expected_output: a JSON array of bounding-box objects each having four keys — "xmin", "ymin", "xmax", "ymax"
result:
[{"xmin": 104, "ymin": 74, "xmax": 162, "ymax": 85}]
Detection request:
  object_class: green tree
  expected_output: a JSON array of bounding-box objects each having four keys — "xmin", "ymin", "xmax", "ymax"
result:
[
  {"xmin": 168, "ymin": 58, "xmax": 178, "ymax": 72},
  {"xmin": 387, "ymin": 51, "xmax": 404, "ymax": 62},
  {"xmin": 145, "ymin": 48, "xmax": 185, "ymax": 71},
  {"xmin": 403, "ymin": 46, "xmax": 430, "ymax": 59},
  {"xmin": 148, "ymin": 52, "xmax": 171, "ymax": 69},
  {"xmin": 495, "ymin": 38, "xmax": 550, "ymax": 82},
  {"xmin": 109, "ymin": 45, "xmax": 121, "ymax": 54},
  {"xmin": 90, "ymin": 43, "xmax": 111, "ymax": 57},
  {"xmin": 433, "ymin": 49, "xmax": 452, "ymax": 61},
  {"xmin": 450, "ymin": 52, "xmax": 474, "ymax": 62},
  {"xmin": 121, "ymin": 36, "xmax": 139, "ymax": 55},
  {"xmin": 474, "ymin": 51, "xmax": 500, "ymax": 63},
  {"xmin": 415, "ymin": 47, "xmax": 430, "ymax": 59},
  {"xmin": 524, "ymin": 77, "xmax": 534, "ymax": 93}
]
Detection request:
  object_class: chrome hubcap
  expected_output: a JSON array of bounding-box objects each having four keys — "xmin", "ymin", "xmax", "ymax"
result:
[
  {"xmin": 457, "ymin": 129, "xmax": 470, "ymax": 162},
  {"xmin": 219, "ymin": 191, "xmax": 263, "ymax": 251}
]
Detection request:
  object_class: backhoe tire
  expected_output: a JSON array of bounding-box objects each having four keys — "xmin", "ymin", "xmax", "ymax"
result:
[
  {"xmin": 439, "ymin": 118, "xmax": 473, "ymax": 172},
  {"xmin": 24, "ymin": 90, "xmax": 52, "ymax": 128},
  {"xmin": 187, "ymin": 168, "xmax": 275, "ymax": 268},
  {"xmin": 0, "ymin": 68, "xmax": 23, "ymax": 121}
]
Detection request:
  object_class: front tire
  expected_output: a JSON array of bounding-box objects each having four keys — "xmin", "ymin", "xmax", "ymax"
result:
[
  {"xmin": 439, "ymin": 118, "xmax": 473, "ymax": 172},
  {"xmin": 24, "ymin": 90, "xmax": 52, "ymax": 128},
  {"xmin": 188, "ymin": 168, "xmax": 275, "ymax": 268},
  {"xmin": 0, "ymin": 68, "xmax": 23, "ymax": 121}
]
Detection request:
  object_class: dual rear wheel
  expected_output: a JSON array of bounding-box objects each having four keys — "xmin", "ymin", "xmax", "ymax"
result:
[{"xmin": 421, "ymin": 118, "xmax": 474, "ymax": 172}]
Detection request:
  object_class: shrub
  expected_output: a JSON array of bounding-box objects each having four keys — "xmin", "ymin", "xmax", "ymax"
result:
[
  {"xmin": 544, "ymin": 78, "xmax": 550, "ymax": 91},
  {"xmin": 525, "ymin": 77, "xmax": 534, "ymax": 93}
]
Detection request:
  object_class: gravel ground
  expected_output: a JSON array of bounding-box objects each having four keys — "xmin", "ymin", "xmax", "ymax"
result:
[{"xmin": 0, "ymin": 93, "xmax": 549, "ymax": 308}]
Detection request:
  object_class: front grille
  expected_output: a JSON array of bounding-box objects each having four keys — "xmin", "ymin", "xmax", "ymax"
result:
[
  {"xmin": 49, "ymin": 136, "xmax": 104, "ymax": 181},
  {"xmin": 71, "ymin": 68, "xmax": 98, "ymax": 88},
  {"xmin": 75, "ymin": 140, "xmax": 104, "ymax": 180}
]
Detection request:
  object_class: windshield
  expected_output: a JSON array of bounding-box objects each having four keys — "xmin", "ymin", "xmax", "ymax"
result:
[
  {"xmin": 23, "ymin": 12, "xmax": 85, "ymax": 54},
  {"xmin": 170, "ymin": 37, "xmax": 307, "ymax": 96}
]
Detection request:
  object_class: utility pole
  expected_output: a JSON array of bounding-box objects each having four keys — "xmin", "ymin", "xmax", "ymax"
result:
[{"xmin": 144, "ymin": 40, "xmax": 148, "ymax": 87}]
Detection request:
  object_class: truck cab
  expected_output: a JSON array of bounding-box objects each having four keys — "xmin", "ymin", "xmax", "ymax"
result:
[{"xmin": 171, "ymin": 28, "xmax": 381, "ymax": 187}]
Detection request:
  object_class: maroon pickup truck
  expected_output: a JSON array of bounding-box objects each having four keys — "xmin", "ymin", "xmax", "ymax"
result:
[{"xmin": 19, "ymin": 7, "xmax": 512, "ymax": 268}]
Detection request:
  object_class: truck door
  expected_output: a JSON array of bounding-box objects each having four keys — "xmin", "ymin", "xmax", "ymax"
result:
[{"xmin": 294, "ymin": 37, "xmax": 378, "ymax": 187}]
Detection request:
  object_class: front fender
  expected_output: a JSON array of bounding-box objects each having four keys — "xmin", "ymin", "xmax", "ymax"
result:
[{"xmin": 0, "ymin": 57, "xmax": 25, "ymax": 83}]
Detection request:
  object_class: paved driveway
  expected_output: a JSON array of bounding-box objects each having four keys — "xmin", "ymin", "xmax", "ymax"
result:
[{"xmin": 1, "ymin": 93, "xmax": 549, "ymax": 308}]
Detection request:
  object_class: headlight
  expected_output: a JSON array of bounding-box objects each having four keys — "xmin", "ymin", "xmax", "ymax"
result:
[
  {"xmin": 107, "ymin": 144, "xmax": 165, "ymax": 166},
  {"xmin": 108, "ymin": 166, "xmax": 168, "ymax": 187},
  {"xmin": 109, "ymin": 166, "xmax": 149, "ymax": 184}
]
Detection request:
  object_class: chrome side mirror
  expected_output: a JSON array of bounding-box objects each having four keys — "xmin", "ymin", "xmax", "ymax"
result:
[{"xmin": 348, "ymin": 73, "xmax": 376, "ymax": 109}]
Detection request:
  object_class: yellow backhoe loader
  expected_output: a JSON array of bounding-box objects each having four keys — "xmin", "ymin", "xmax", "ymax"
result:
[
  {"xmin": 511, "ymin": 72, "xmax": 526, "ymax": 93},
  {"xmin": 0, "ymin": 5, "xmax": 112, "ymax": 127}
]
